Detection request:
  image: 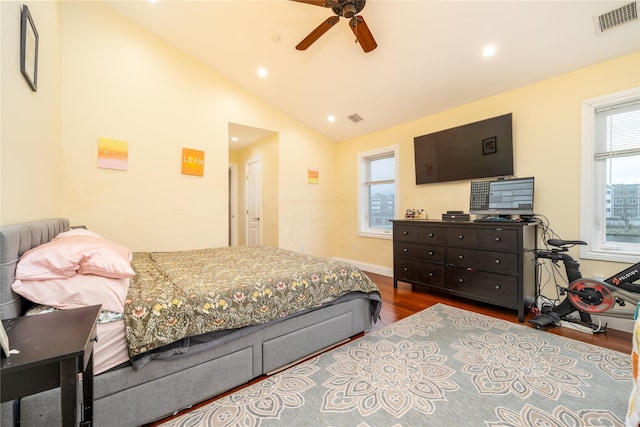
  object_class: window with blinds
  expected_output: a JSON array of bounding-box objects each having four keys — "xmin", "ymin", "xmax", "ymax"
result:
[
  {"xmin": 581, "ymin": 89, "xmax": 640, "ymax": 261},
  {"xmin": 358, "ymin": 146, "xmax": 399, "ymax": 238}
]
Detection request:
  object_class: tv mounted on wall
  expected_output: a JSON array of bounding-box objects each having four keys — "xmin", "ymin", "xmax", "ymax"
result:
[{"xmin": 414, "ymin": 113, "xmax": 514, "ymax": 184}]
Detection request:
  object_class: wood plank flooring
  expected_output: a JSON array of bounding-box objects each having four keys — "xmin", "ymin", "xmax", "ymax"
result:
[
  {"xmin": 371, "ymin": 272, "xmax": 632, "ymax": 354},
  {"xmin": 148, "ymin": 271, "xmax": 632, "ymax": 426}
]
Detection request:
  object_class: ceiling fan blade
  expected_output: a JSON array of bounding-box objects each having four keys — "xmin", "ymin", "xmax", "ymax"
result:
[
  {"xmin": 296, "ymin": 16, "xmax": 340, "ymax": 50},
  {"xmin": 290, "ymin": 0, "xmax": 336, "ymax": 8},
  {"xmin": 349, "ymin": 15, "xmax": 377, "ymax": 52}
]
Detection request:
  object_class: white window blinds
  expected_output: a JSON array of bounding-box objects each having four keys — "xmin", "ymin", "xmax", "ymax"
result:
[{"xmin": 594, "ymin": 99, "xmax": 640, "ymax": 159}]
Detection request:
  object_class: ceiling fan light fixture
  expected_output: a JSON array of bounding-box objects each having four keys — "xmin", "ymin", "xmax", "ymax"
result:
[{"xmin": 342, "ymin": 4, "xmax": 357, "ymax": 18}]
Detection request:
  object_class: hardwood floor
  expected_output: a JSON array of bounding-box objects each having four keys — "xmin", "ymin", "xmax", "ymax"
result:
[
  {"xmin": 148, "ymin": 271, "xmax": 632, "ymax": 425},
  {"xmin": 369, "ymin": 272, "xmax": 632, "ymax": 355}
]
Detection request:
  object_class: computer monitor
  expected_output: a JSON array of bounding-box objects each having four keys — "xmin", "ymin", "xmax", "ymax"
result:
[{"xmin": 470, "ymin": 177, "xmax": 535, "ymax": 216}]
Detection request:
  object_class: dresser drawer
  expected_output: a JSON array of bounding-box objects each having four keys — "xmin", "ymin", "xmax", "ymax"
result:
[
  {"xmin": 395, "ymin": 258, "xmax": 446, "ymax": 289},
  {"xmin": 446, "ymin": 248, "xmax": 518, "ymax": 275},
  {"xmin": 394, "ymin": 224, "xmax": 419, "ymax": 242},
  {"xmin": 448, "ymin": 268, "xmax": 518, "ymax": 307},
  {"xmin": 394, "ymin": 242, "xmax": 446, "ymax": 263},
  {"xmin": 418, "ymin": 226, "xmax": 446, "ymax": 245},
  {"xmin": 479, "ymin": 228, "xmax": 518, "ymax": 251},
  {"xmin": 446, "ymin": 227, "xmax": 478, "ymax": 247}
]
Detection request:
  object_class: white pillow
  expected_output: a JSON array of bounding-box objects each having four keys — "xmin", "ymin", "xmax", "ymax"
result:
[{"xmin": 12, "ymin": 275, "xmax": 129, "ymax": 313}]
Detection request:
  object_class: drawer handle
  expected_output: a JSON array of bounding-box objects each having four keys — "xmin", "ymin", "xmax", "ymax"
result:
[
  {"xmin": 428, "ymin": 251, "xmax": 434, "ymax": 255},
  {"xmin": 494, "ymin": 237, "xmax": 501, "ymax": 242},
  {"xmin": 428, "ymin": 233, "xmax": 434, "ymax": 237},
  {"xmin": 428, "ymin": 272, "xmax": 434, "ymax": 277},
  {"xmin": 495, "ymin": 285, "xmax": 501, "ymax": 290},
  {"xmin": 458, "ymin": 255, "xmax": 464, "ymax": 260},
  {"xmin": 494, "ymin": 259, "xmax": 501, "ymax": 264},
  {"xmin": 403, "ymin": 267, "xmax": 408, "ymax": 271},
  {"xmin": 458, "ymin": 278, "xmax": 464, "ymax": 283},
  {"xmin": 403, "ymin": 248, "xmax": 408, "ymax": 252},
  {"xmin": 403, "ymin": 231, "xmax": 409, "ymax": 235},
  {"xmin": 458, "ymin": 235, "xmax": 464, "ymax": 239}
]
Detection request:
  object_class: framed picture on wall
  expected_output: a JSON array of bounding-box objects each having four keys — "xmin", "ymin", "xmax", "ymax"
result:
[
  {"xmin": 482, "ymin": 136, "xmax": 497, "ymax": 155},
  {"xmin": 20, "ymin": 4, "xmax": 39, "ymax": 92}
]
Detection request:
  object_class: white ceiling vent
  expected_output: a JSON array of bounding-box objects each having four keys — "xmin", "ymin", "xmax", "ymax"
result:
[
  {"xmin": 594, "ymin": 1, "xmax": 637, "ymax": 35},
  {"xmin": 348, "ymin": 113, "xmax": 363, "ymax": 123}
]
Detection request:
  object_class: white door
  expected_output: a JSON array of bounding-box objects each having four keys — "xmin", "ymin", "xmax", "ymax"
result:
[{"xmin": 246, "ymin": 157, "xmax": 262, "ymax": 246}]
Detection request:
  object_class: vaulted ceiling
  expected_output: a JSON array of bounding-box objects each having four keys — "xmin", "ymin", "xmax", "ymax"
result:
[{"xmin": 105, "ymin": 1, "xmax": 639, "ymax": 146}]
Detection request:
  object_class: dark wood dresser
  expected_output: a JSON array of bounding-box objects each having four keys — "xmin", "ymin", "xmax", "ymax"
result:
[{"xmin": 392, "ymin": 219, "xmax": 537, "ymax": 321}]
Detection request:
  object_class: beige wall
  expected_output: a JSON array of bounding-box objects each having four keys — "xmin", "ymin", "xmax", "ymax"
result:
[
  {"xmin": 1, "ymin": 1, "xmax": 62, "ymax": 224},
  {"xmin": 55, "ymin": 1, "xmax": 334, "ymax": 254},
  {"xmin": 334, "ymin": 52, "xmax": 640, "ymax": 281}
]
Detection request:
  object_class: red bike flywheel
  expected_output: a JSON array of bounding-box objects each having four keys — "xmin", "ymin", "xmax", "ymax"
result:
[{"xmin": 567, "ymin": 278, "xmax": 616, "ymax": 313}]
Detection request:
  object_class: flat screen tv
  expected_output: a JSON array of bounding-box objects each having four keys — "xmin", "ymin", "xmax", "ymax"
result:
[{"xmin": 414, "ymin": 113, "xmax": 514, "ymax": 184}]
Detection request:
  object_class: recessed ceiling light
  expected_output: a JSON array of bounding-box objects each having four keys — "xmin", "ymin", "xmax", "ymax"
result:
[
  {"xmin": 231, "ymin": 136, "xmax": 238, "ymax": 141},
  {"xmin": 482, "ymin": 45, "xmax": 497, "ymax": 58},
  {"xmin": 328, "ymin": 115, "xmax": 336, "ymax": 122},
  {"xmin": 257, "ymin": 67, "xmax": 268, "ymax": 78}
]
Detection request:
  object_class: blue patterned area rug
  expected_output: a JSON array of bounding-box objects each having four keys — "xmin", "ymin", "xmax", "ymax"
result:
[{"xmin": 160, "ymin": 303, "xmax": 632, "ymax": 426}]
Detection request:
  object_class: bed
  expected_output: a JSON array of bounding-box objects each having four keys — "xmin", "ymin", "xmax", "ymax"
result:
[{"xmin": 0, "ymin": 218, "xmax": 381, "ymax": 426}]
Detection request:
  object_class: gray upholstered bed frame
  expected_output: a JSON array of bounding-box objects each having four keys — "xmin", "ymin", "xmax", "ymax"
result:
[{"xmin": 0, "ymin": 219, "xmax": 376, "ymax": 426}]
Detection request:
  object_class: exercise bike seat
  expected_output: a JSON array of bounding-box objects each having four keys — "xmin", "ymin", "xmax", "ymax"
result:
[{"xmin": 548, "ymin": 239, "xmax": 588, "ymax": 248}]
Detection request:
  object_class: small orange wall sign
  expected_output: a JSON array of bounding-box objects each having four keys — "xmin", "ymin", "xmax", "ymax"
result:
[
  {"xmin": 98, "ymin": 137, "xmax": 128, "ymax": 171},
  {"xmin": 182, "ymin": 148, "xmax": 205, "ymax": 176},
  {"xmin": 308, "ymin": 167, "xmax": 319, "ymax": 184}
]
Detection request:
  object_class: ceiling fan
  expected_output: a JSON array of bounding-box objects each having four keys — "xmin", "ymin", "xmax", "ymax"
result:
[{"xmin": 292, "ymin": 0, "xmax": 377, "ymax": 53}]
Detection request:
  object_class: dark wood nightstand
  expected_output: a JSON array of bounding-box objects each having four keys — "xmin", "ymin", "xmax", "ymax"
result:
[{"xmin": 1, "ymin": 305, "xmax": 101, "ymax": 426}]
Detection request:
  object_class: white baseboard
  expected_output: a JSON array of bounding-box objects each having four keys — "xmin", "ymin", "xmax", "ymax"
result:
[
  {"xmin": 330, "ymin": 258, "xmax": 392, "ymax": 278},
  {"xmin": 590, "ymin": 315, "xmax": 634, "ymax": 334}
]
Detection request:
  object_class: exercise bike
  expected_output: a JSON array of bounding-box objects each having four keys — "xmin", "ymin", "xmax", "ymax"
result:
[{"xmin": 528, "ymin": 238, "xmax": 640, "ymax": 332}]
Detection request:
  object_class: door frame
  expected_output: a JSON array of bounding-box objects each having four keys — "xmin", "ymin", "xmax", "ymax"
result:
[{"xmin": 228, "ymin": 163, "xmax": 238, "ymax": 246}]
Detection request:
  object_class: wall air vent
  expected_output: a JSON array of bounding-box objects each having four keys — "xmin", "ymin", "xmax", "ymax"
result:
[
  {"xmin": 347, "ymin": 113, "xmax": 363, "ymax": 123},
  {"xmin": 594, "ymin": 1, "xmax": 637, "ymax": 34}
]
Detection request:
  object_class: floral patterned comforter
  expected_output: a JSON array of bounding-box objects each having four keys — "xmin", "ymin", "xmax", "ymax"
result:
[{"xmin": 124, "ymin": 246, "xmax": 381, "ymax": 357}]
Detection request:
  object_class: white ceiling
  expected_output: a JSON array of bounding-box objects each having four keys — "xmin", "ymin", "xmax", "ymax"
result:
[{"xmin": 104, "ymin": 0, "xmax": 639, "ymax": 148}]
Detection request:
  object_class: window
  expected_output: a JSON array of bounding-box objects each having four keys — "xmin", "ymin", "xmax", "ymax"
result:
[
  {"xmin": 358, "ymin": 145, "xmax": 399, "ymax": 238},
  {"xmin": 580, "ymin": 88, "xmax": 640, "ymax": 262}
]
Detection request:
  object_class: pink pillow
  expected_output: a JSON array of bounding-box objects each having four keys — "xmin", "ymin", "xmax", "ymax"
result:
[
  {"xmin": 15, "ymin": 229, "xmax": 134, "ymax": 280},
  {"xmin": 11, "ymin": 275, "xmax": 129, "ymax": 313}
]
